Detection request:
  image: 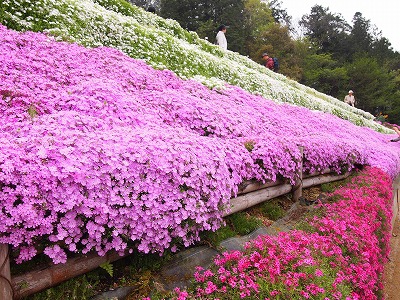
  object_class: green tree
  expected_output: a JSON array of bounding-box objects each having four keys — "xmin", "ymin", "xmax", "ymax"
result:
[
  {"xmin": 159, "ymin": 0, "xmax": 204, "ymax": 32},
  {"xmin": 243, "ymin": 0, "xmax": 275, "ymax": 56},
  {"xmin": 299, "ymin": 5, "xmax": 350, "ymax": 57},
  {"xmin": 346, "ymin": 55, "xmax": 396, "ymax": 114},
  {"xmin": 159, "ymin": 0, "xmax": 247, "ymax": 54},
  {"xmin": 255, "ymin": 23, "xmax": 305, "ymax": 80},
  {"xmin": 301, "ymin": 53, "xmax": 349, "ymax": 97},
  {"xmin": 265, "ymin": 0, "xmax": 292, "ymax": 28},
  {"xmin": 371, "ymin": 37, "xmax": 400, "ymax": 72},
  {"xmin": 346, "ymin": 12, "xmax": 373, "ymax": 59},
  {"xmin": 380, "ymin": 69, "xmax": 400, "ymax": 124}
]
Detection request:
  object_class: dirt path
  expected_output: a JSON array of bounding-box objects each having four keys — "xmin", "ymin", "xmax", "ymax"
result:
[{"xmin": 384, "ymin": 212, "xmax": 400, "ymax": 300}]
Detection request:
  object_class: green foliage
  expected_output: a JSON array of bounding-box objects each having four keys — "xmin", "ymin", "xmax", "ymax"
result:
[
  {"xmin": 200, "ymin": 212, "xmax": 262, "ymax": 247},
  {"xmin": 159, "ymin": 0, "xmax": 247, "ymax": 54},
  {"xmin": 99, "ymin": 261, "xmax": 114, "ymax": 277},
  {"xmin": 320, "ymin": 177, "xmax": 350, "ymax": 193},
  {"xmin": 200, "ymin": 225, "xmax": 237, "ymax": 247},
  {"xmin": 300, "ymin": 5, "xmax": 351, "ymax": 55},
  {"xmin": 27, "ymin": 104, "xmax": 38, "ymax": 118},
  {"xmin": 267, "ymin": 0, "xmax": 292, "ymax": 27},
  {"xmin": 243, "ymin": 140, "xmax": 255, "ymax": 152},
  {"xmin": 349, "ymin": 12, "xmax": 374, "ymax": 57},
  {"xmin": 302, "ymin": 53, "xmax": 349, "ymax": 97},
  {"xmin": 297, "ymin": 5, "xmax": 400, "ymax": 120},
  {"xmin": 346, "ymin": 54, "xmax": 397, "ymax": 114},
  {"xmin": 254, "ymin": 23, "xmax": 302, "ymax": 79},
  {"xmin": 227, "ymin": 212, "xmax": 262, "ymax": 235},
  {"xmin": 259, "ymin": 200, "xmax": 285, "ymax": 221},
  {"xmin": 243, "ymin": 0, "xmax": 274, "ymax": 55}
]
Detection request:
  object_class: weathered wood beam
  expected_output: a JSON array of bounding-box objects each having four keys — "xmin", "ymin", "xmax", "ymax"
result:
[
  {"xmin": 225, "ymin": 183, "xmax": 293, "ymax": 216},
  {"xmin": 12, "ymin": 250, "xmax": 129, "ymax": 299},
  {"xmin": 292, "ymin": 147, "xmax": 304, "ymax": 202},
  {"xmin": 0, "ymin": 244, "xmax": 12, "ymax": 300},
  {"xmin": 225, "ymin": 171, "xmax": 351, "ymax": 217}
]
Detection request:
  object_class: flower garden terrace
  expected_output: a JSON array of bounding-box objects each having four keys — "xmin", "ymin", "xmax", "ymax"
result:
[
  {"xmin": 2, "ymin": 1, "xmax": 400, "ymax": 297},
  {"xmin": 1, "ymin": 24, "xmax": 400, "ymax": 268},
  {"xmin": 0, "ymin": 0, "xmax": 392, "ymax": 132}
]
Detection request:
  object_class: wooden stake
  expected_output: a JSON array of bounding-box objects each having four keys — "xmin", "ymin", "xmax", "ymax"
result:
[
  {"xmin": 292, "ymin": 146, "xmax": 304, "ymax": 202},
  {"xmin": 0, "ymin": 244, "xmax": 12, "ymax": 300}
]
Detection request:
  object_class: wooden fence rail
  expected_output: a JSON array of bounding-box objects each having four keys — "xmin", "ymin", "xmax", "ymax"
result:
[
  {"xmin": 0, "ymin": 144, "xmax": 370, "ymax": 299},
  {"xmin": 2, "ymin": 167, "xmax": 355, "ymax": 299},
  {"xmin": 225, "ymin": 171, "xmax": 350, "ymax": 217},
  {"xmin": 12, "ymin": 250, "xmax": 130, "ymax": 299}
]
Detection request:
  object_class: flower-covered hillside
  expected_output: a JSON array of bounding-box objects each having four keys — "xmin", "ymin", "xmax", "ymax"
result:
[
  {"xmin": 0, "ymin": 0, "xmax": 390, "ymax": 132},
  {"xmin": 1, "ymin": 25, "xmax": 400, "ymax": 264}
]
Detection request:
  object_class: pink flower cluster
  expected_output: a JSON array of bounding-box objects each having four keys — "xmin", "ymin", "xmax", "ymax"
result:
[
  {"xmin": 172, "ymin": 167, "xmax": 392, "ymax": 299},
  {"xmin": 306, "ymin": 167, "xmax": 393, "ymax": 298},
  {"xmin": 0, "ymin": 24, "xmax": 399, "ymax": 263}
]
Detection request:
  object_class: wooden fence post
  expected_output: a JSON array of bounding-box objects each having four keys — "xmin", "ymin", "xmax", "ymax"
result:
[
  {"xmin": 0, "ymin": 244, "xmax": 12, "ymax": 300},
  {"xmin": 292, "ymin": 146, "xmax": 304, "ymax": 202}
]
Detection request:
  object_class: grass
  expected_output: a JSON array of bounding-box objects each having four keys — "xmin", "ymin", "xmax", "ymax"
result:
[{"xmin": 259, "ymin": 200, "xmax": 286, "ymax": 221}]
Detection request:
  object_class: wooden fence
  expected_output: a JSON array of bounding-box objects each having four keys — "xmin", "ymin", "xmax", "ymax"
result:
[{"xmin": 1, "ymin": 157, "xmax": 385, "ymax": 299}]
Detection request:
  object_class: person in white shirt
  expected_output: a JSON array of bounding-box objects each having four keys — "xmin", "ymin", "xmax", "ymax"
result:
[
  {"xmin": 215, "ymin": 24, "xmax": 227, "ymax": 50},
  {"xmin": 344, "ymin": 90, "xmax": 355, "ymax": 107}
]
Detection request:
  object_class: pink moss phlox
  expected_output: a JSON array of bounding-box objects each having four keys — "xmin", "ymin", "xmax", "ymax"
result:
[
  {"xmin": 172, "ymin": 167, "xmax": 393, "ymax": 299},
  {"xmin": 0, "ymin": 24, "xmax": 399, "ymax": 265}
]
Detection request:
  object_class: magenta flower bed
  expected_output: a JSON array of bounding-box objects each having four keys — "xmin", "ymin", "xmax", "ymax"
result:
[
  {"xmin": 170, "ymin": 167, "xmax": 392, "ymax": 299},
  {"xmin": 0, "ymin": 24, "xmax": 399, "ymax": 263}
]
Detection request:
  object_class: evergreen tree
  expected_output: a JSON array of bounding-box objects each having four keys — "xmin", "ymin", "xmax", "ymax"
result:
[
  {"xmin": 346, "ymin": 55, "xmax": 395, "ymax": 114},
  {"xmin": 243, "ymin": 0, "xmax": 275, "ymax": 57},
  {"xmin": 264, "ymin": 0, "xmax": 292, "ymax": 28},
  {"xmin": 159, "ymin": 0, "xmax": 246, "ymax": 54},
  {"xmin": 347, "ymin": 12, "xmax": 373, "ymax": 58},
  {"xmin": 299, "ymin": 5, "xmax": 350, "ymax": 57},
  {"xmin": 301, "ymin": 53, "xmax": 348, "ymax": 97}
]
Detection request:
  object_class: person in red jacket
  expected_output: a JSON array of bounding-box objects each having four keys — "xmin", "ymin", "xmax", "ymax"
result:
[{"xmin": 262, "ymin": 53, "xmax": 274, "ymax": 70}]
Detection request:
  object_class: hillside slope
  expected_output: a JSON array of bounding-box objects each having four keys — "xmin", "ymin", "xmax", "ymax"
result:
[
  {"xmin": 0, "ymin": 0, "xmax": 391, "ymax": 132},
  {"xmin": 1, "ymin": 3, "xmax": 399, "ymax": 298},
  {"xmin": 1, "ymin": 24, "xmax": 400, "ymax": 263}
]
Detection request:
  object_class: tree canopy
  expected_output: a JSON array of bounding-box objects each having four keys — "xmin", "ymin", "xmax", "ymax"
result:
[{"xmin": 135, "ymin": 0, "xmax": 400, "ymax": 124}]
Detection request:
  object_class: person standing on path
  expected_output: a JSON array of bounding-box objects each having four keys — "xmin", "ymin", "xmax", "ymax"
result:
[
  {"xmin": 215, "ymin": 24, "xmax": 227, "ymax": 50},
  {"xmin": 344, "ymin": 90, "xmax": 356, "ymax": 107}
]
